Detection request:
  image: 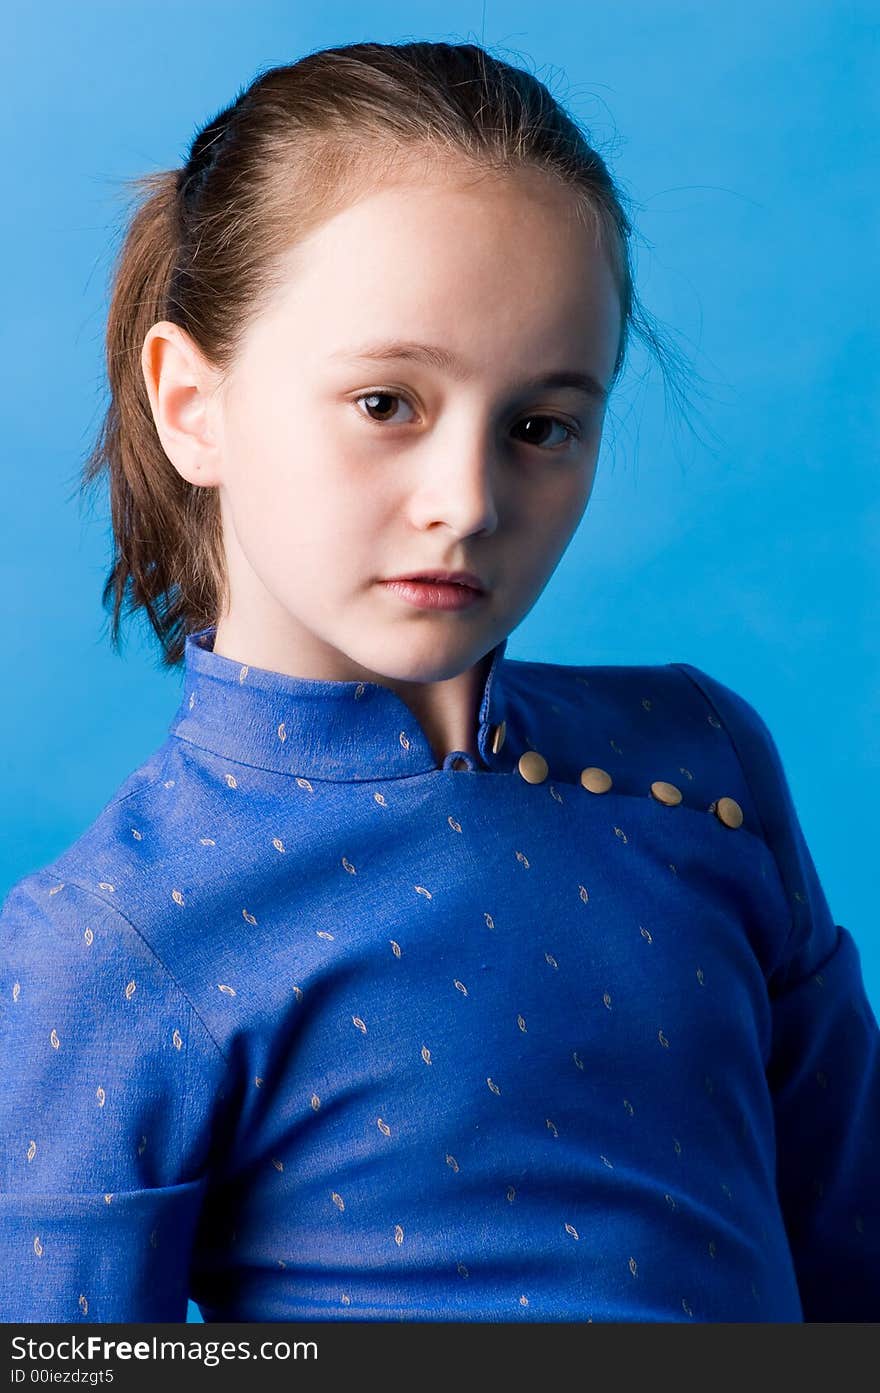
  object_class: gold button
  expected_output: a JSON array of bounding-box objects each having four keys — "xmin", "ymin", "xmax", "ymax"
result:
[
  {"xmin": 491, "ymin": 720, "xmax": 506, "ymax": 754},
  {"xmin": 650, "ymin": 780, "xmax": 683, "ymax": 806},
  {"xmin": 518, "ymin": 750, "xmax": 548, "ymax": 784},
  {"xmin": 714, "ymin": 796, "xmax": 743, "ymax": 828},
  {"xmin": 580, "ymin": 767, "xmax": 612, "ymax": 793}
]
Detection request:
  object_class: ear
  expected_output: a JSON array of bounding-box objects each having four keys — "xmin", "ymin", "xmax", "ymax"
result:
[{"xmin": 140, "ymin": 321, "xmax": 224, "ymax": 487}]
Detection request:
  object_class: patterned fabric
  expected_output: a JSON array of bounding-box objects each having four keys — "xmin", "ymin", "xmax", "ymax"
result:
[{"xmin": 1, "ymin": 624, "xmax": 878, "ymax": 1323}]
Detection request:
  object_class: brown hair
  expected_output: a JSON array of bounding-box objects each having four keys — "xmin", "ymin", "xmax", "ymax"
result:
[{"xmin": 81, "ymin": 39, "xmax": 702, "ymax": 669}]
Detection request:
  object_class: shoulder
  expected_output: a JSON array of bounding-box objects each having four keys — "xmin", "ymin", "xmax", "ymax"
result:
[
  {"xmin": 505, "ymin": 655, "xmax": 834, "ymax": 982},
  {"xmin": 500, "ymin": 653, "xmax": 759, "ymax": 811},
  {"xmin": 0, "ymin": 866, "xmax": 227, "ymax": 1082}
]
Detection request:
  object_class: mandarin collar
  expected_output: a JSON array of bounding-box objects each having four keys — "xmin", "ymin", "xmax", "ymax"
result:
[{"xmin": 167, "ymin": 624, "xmax": 511, "ymax": 781}]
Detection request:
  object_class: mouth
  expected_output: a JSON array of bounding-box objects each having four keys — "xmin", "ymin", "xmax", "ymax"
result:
[
  {"xmin": 379, "ymin": 574, "xmax": 488, "ymax": 612},
  {"xmin": 384, "ymin": 571, "xmax": 487, "ymax": 594}
]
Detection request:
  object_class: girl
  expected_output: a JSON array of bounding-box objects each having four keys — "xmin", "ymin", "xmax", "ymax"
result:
[{"xmin": 1, "ymin": 39, "xmax": 877, "ymax": 1325}]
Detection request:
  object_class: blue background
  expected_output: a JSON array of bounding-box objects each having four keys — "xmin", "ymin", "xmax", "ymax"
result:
[{"xmin": 3, "ymin": 3, "xmax": 877, "ymax": 1321}]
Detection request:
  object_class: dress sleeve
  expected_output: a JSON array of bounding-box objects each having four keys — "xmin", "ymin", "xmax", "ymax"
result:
[
  {"xmin": 0, "ymin": 871, "xmax": 226, "ymax": 1323},
  {"xmin": 672, "ymin": 663, "xmax": 880, "ymax": 1321}
]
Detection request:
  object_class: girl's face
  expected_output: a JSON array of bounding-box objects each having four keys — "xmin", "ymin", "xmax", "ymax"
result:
[{"xmin": 151, "ymin": 160, "xmax": 621, "ymax": 690}]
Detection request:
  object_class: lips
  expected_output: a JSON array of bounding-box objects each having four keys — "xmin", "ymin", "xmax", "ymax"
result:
[{"xmin": 387, "ymin": 571, "xmax": 485, "ymax": 593}]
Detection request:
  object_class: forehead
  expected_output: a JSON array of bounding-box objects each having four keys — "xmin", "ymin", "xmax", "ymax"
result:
[{"xmin": 250, "ymin": 161, "xmax": 622, "ymax": 382}]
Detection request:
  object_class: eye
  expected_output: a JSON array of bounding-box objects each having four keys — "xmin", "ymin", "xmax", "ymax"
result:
[
  {"xmin": 354, "ymin": 390, "xmax": 417, "ymax": 425},
  {"xmin": 353, "ymin": 390, "xmax": 581, "ymax": 451},
  {"xmin": 511, "ymin": 415, "xmax": 581, "ymax": 451}
]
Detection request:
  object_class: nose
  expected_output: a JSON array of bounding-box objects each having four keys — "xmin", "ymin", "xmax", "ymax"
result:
[{"xmin": 406, "ymin": 420, "xmax": 500, "ymax": 538}]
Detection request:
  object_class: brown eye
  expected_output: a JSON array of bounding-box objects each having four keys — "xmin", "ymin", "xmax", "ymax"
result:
[
  {"xmin": 355, "ymin": 391, "xmax": 417, "ymax": 424},
  {"xmin": 513, "ymin": 415, "xmax": 579, "ymax": 450}
]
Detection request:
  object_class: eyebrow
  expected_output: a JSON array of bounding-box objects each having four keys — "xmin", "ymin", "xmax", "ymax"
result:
[{"xmin": 329, "ymin": 339, "xmax": 609, "ymax": 404}]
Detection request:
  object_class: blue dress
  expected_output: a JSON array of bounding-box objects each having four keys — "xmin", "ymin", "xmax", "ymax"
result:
[{"xmin": 1, "ymin": 625, "xmax": 878, "ymax": 1323}]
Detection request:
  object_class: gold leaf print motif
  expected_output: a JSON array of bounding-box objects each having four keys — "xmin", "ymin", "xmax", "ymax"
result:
[
  {"xmin": 613, "ymin": 827, "xmax": 628, "ymax": 844},
  {"xmin": 255, "ymin": 1077, "xmax": 264, "ymax": 1088},
  {"xmin": 448, "ymin": 815, "xmax": 462, "ymax": 833},
  {"xmin": 457, "ymin": 1261, "xmax": 469, "ymax": 1277},
  {"xmin": 97, "ymin": 882, "xmax": 115, "ymax": 893},
  {"xmin": 272, "ymin": 1158, "xmax": 284, "ymax": 1172},
  {"xmin": 487, "ymin": 1077, "xmax": 501, "ymax": 1095},
  {"xmin": 564, "ymin": 1223, "xmax": 579, "ymax": 1240},
  {"xmin": 96, "ymin": 1086, "xmax": 106, "ymax": 1107},
  {"xmin": 316, "ymin": 930, "xmax": 334, "ymax": 941},
  {"xmin": 296, "ymin": 777, "xmax": 314, "ymax": 792},
  {"xmin": 696, "ymin": 967, "xmax": 705, "ymax": 985},
  {"xmin": 50, "ymin": 1029, "xmax": 60, "ymax": 1049},
  {"xmin": 331, "ymin": 1192, "xmax": 345, "ymax": 1211},
  {"xmin": 277, "ymin": 721, "xmax": 287, "ymax": 743},
  {"xmin": 218, "ymin": 983, "xmax": 237, "ymax": 996},
  {"xmin": 104, "ymin": 1194, "xmax": 113, "ymax": 1204},
  {"xmin": 519, "ymin": 1295, "xmax": 528, "ymax": 1307},
  {"xmin": 238, "ymin": 664, "xmax": 249, "ymax": 683},
  {"xmin": 377, "ymin": 1118, "xmax": 391, "ymax": 1137},
  {"xmin": 421, "ymin": 1045, "xmax": 432, "ymax": 1065},
  {"xmin": 515, "ymin": 850, "xmax": 530, "ymax": 868},
  {"xmin": 84, "ymin": 927, "xmax": 93, "ymax": 946},
  {"xmin": 26, "ymin": 1140, "xmax": 36, "ymax": 1162},
  {"xmin": 658, "ymin": 1029, "xmax": 670, "ymax": 1048},
  {"xmin": 352, "ymin": 1015, "xmax": 367, "ymax": 1034},
  {"xmin": 138, "ymin": 1135, "xmax": 147, "ymax": 1156},
  {"xmin": 454, "ymin": 980, "xmax": 468, "ymax": 996},
  {"xmin": 578, "ymin": 885, "xmax": 589, "ymax": 904},
  {"xmin": 550, "ymin": 786, "xmax": 563, "ymax": 804},
  {"xmin": 341, "ymin": 857, "xmax": 356, "ymax": 875},
  {"xmin": 272, "ymin": 837, "xmax": 286, "ymax": 853},
  {"xmin": 79, "ymin": 1295, "xmax": 89, "ymax": 1315},
  {"xmin": 34, "ymin": 1236, "xmax": 43, "ymax": 1257},
  {"xmin": 629, "ymin": 1257, "xmax": 638, "ymax": 1277},
  {"xmin": 546, "ymin": 1118, "xmax": 558, "ymax": 1138},
  {"xmin": 414, "ymin": 885, "xmax": 432, "ymax": 899},
  {"xmin": 517, "ymin": 1014, "xmax": 527, "ymax": 1032},
  {"xmin": 682, "ymin": 1298, "xmax": 694, "ymax": 1317},
  {"xmin": 199, "ymin": 837, "xmax": 216, "ymax": 846},
  {"xmin": 13, "ymin": 981, "xmax": 20, "ymax": 1001},
  {"xmin": 243, "ymin": 908, "xmax": 257, "ymax": 925},
  {"xmin": 573, "ymin": 1051, "xmax": 584, "ymax": 1070},
  {"xmin": 172, "ymin": 1029, "xmax": 183, "ymax": 1050},
  {"xmin": 394, "ymin": 1224, "xmax": 404, "ymax": 1245},
  {"xmin": 446, "ymin": 1153, "xmax": 459, "ymax": 1173},
  {"xmin": 603, "ymin": 992, "xmax": 612, "ymax": 1009},
  {"xmin": 398, "ymin": 732, "xmax": 410, "ymax": 751},
  {"xmin": 374, "ymin": 792, "xmax": 387, "ymax": 807},
  {"xmin": 292, "ymin": 985, "xmax": 303, "ymax": 1001},
  {"xmin": 131, "ymin": 828, "xmax": 143, "ymax": 841},
  {"xmin": 311, "ymin": 1094, "xmax": 321, "ymax": 1111},
  {"xmin": 506, "ymin": 1186, "xmax": 516, "ymax": 1202},
  {"xmin": 124, "ymin": 980, "xmax": 136, "ymax": 1000},
  {"xmin": 623, "ymin": 1099, "xmax": 635, "ymax": 1116},
  {"xmin": 389, "ymin": 940, "xmax": 402, "ymax": 958},
  {"xmin": 224, "ymin": 773, "xmax": 238, "ymax": 789},
  {"xmin": 171, "ymin": 889, "xmax": 185, "ymax": 906},
  {"xmin": 484, "ymin": 912, "xmax": 495, "ymax": 930},
  {"xmin": 545, "ymin": 953, "xmax": 558, "ymax": 970},
  {"xmin": 640, "ymin": 926, "xmax": 653, "ymax": 944}
]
